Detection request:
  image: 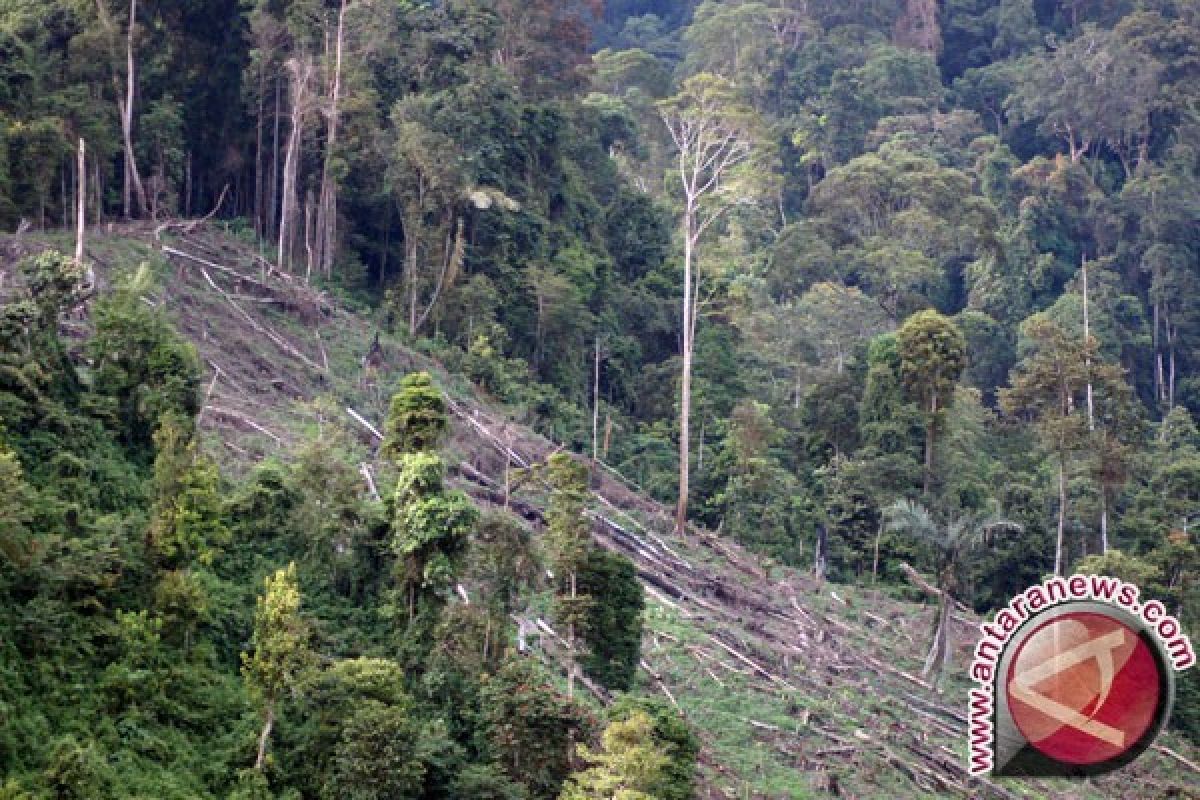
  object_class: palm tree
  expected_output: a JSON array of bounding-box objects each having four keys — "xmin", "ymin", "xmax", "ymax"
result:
[{"xmin": 883, "ymin": 500, "xmax": 1020, "ymax": 688}]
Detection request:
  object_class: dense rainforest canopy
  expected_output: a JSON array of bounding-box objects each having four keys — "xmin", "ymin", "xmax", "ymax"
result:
[{"xmin": 1, "ymin": 0, "xmax": 1199, "ymax": 796}]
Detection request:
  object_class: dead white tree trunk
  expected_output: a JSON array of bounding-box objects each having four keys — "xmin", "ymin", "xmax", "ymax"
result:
[
  {"xmin": 592, "ymin": 334, "xmax": 602, "ymax": 474},
  {"xmin": 316, "ymin": 0, "xmax": 348, "ymax": 278},
  {"xmin": 277, "ymin": 56, "xmax": 314, "ymax": 272},
  {"xmin": 119, "ymin": 0, "xmax": 146, "ymax": 217},
  {"xmin": 660, "ymin": 83, "xmax": 756, "ymax": 533},
  {"xmin": 923, "ymin": 591, "xmax": 950, "ymax": 685},
  {"xmin": 75, "ymin": 138, "xmax": 86, "ymax": 266},
  {"xmin": 254, "ymin": 705, "xmax": 274, "ymax": 771},
  {"xmin": 1081, "ymin": 255, "xmax": 1108, "ymax": 554}
]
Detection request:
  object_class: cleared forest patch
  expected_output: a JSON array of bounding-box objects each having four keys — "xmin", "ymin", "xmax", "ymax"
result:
[{"xmin": 5, "ymin": 223, "xmax": 1196, "ymax": 798}]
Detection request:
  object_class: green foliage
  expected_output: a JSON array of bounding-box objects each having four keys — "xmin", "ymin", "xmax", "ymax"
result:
[
  {"xmin": 382, "ymin": 372, "xmax": 448, "ymax": 458},
  {"xmin": 242, "ymin": 562, "xmax": 311, "ymax": 768},
  {"xmin": 482, "ymin": 658, "xmax": 590, "ymax": 800},
  {"xmin": 577, "ymin": 549, "xmax": 644, "ymax": 691},
  {"xmin": 897, "ymin": 310, "xmax": 967, "ymax": 417},
  {"xmin": 147, "ymin": 415, "xmax": 229, "ymax": 568},
  {"xmin": 6, "ymin": 0, "xmax": 1200, "ymax": 791},
  {"xmin": 558, "ymin": 710, "xmax": 669, "ymax": 800},
  {"xmin": 543, "ymin": 454, "xmax": 592, "ymax": 580},
  {"xmin": 0, "ymin": 433, "xmax": 32, "ymax": 566},
  {"xmin": 605, "ymin": 696, "xmax": 699, "ymax": 800},
  {"xmin": 391, "ymin": 452, "xmax": 478, "ymax": 615},
  {"xmin": 42, "ymin": 736, "xmax": 115, "ymax": 800},
  {"xmin": 324, "ymin": 701, "xmax": 430, "ymax": 800},
  {"xmin": 88, "ymin": 269, "xmax": 202, "ymax": 451},
  {"xmin": 705, "ymin": 400, "xmax": 804, "ymax": 562}
]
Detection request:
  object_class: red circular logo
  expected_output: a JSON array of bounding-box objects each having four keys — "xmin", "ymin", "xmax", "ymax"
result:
[{"xmin": 1006, "ymin": 611, "xmax": 1163, "ymax": 766}]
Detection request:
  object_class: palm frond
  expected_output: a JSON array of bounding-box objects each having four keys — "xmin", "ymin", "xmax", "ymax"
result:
[{"xmin": 882, "ymin": 499, "xmax": 938, "ymax": 542}]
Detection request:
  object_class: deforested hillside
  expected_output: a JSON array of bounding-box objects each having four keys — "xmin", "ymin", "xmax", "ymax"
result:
[
  {"xmin": 5, "ymin": 0, "xmax": 1200, "ymax": 797},
  {"xmin": 2, "ymin": 223, "xmax": 1195, "ymax": 798}
]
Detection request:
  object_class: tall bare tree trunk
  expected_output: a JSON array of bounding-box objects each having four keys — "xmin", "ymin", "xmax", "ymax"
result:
[
  {"xmin": 117, "ymin": 0, "xmax": 146, "ymax": 218},
  {"xmin": 254, "ymin": 67, "xmax": 266, "ymax": 238},
  {"xmin": 1168, "ymin": 313, "xmax": 1176, "ymax": 408},
  {"xmin": 316, "ymin": 0, "xmax": 348, "ymax": 278},
  {"xmin": 1082, "ymin": 255, "xmax": 1105, "ymax": 552},
  {"xmin": 406, "ymin": 223, "xmax": 419, "ymax": 336},
  {"xmin": 592, "ymin": 335, "xmax": 601, "ymax": 475},
  {"xmin": 304, "ymin": 190, "xmax": 315, "ymax": 282},
  {"xmin": 278, "ymin": 57, "xmax": 312, "ymax": 271},
  {"xmin": 75, "ymin": 139, "xmax": 86, "ymax": 266},
  {"xmin": 923, "ymin": 591, "xmax": 950, "ymax": 687},
  {"xmin": 269, "ymin": 76, "xmax": 281, "ymax": 241},
  {"xmin": 676, "ymin": 223, "xmax": 695, "ymax": 533},
  {"xmin": 254, "ymin": 705, "xmax": 274, "ymax": 770}
]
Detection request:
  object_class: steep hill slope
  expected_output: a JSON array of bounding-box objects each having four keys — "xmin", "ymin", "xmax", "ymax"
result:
[{"xmin": 7, "ymin": 223, "xmax": 1197, "ymax": 798}]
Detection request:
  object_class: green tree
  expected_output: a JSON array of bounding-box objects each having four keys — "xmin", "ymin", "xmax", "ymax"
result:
[
  {"xmin": 1007, "ymin": 25, "xmax": 1163, "ymax": 170},
  {"xmin": 896, "ymin": 310, "xmax": 966, "ymax": 496},
  {"xmin": 242, "ymin": 563, "xmax": 311, "ymax": 771},
  {"xmin": 386, "ymin": 96, "xmax": 467, "ymax": 336},
  {"xmin": 88, "ymin": 266, "xmax": 201, "ymax": 450},
  {"xmin": 558, "ymin": 710, "xmax": 669, "ymax": 800},
  {"xmin": 605, "ymin": 697, "xmax": 698, "ymax": 800},
  {"xmin": 382, "ymin": 371, "xmax": 448, "ymax": 459},
  {"xmin": 482, "ymin": 658, "xmax": 589, "ymax": 800},
  {"xmin": 0, "ymin": 434, "xmax": 32, "ymax": 566},
  {"xmin": 806, "ymin": 145, "xmax": 998, "ymax": 319},
  {"xmin": 1001, "ymin": 315, "xmax": 1132, "ymax": 574},
  {"xmin": 146, "ymin": 414, "xmax": 229, "ymax": 568},
  {"xmin": 391, "ymin": 452, "xmax": 478, "ymax": 620},
  {"xmin": 658, "ymin": 72, "xmax": 767, "ymax": 532},
  {"xmin": 707, "ymin": 399, "xmax": 804, "ymax": 561},
  {"xmin": 544, "ymin": 453, "xmax": 593, "ymax": 699},
  {"xmin": 577, "ymin": 549, "xmax": 644, "ymax": 691}
]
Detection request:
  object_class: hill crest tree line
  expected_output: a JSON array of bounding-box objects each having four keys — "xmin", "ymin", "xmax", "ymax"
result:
[{"xmin": 2, "ymin": 0, "xmax": 1200, "ymax": 778}]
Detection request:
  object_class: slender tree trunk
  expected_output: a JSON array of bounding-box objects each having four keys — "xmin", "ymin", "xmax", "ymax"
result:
[
  {"xmin": 676, "ymin": 224, "xmax": 695, "ymax": 533},
  {"xmin": 75, "ymin": 139, "xmax": 86, "ymax": 266},
  {"xmin": 871, "ymin": 519, "xmax": 884, "ymax": 583},
  {"xmin": 814, "ymin": 523, "xmax": 827, "ymax": 582},
  {"xmin": 923, "ymin": 591, "xmax": 950, "ymax": 687},
  {"xmin": 117, "ymin": 0, "xmax": 146, "ymax": 218},
  {"xmin": 1082, "ymin": 256, "xmax": 1095, "ymax": 430},
  {"xmin": 406, "ymin": 222, "xmax": 419, "ymax": 336},
  {"xmin": 567, "ymin": 570, "xmax": 577, "ymax": 699},
  {"xmin": 269, "ymin": 75, "xmax": 281, "ymax": 241},
  {"xmin": 1056, "ymin": 457, "xmax": 1067, "ymax": 576},
  {"xmin": 1168, "ymin": 315, "xmax": 1176, "ymax": 409},
  {"xmin": 592, "ymin": 335, "xmax": 601, "ymax": 477},
  {"xmin": 923, "ymin": 390, "xmax": 937, "ymax": 495},
  {"xmin": 255, "ymin": 704, "xmax": 275, "ymax": 770},
  {"xmin": 1100, "ymin": 491, "xmax": 1109, "ymax": 553},
  {"xmin": 316, "ymin": 0, "xmax": 348, "ymax": 277},
  {"xmin": 254, "ymin": 67, "xmax": 266, "ymax": 238},
  {"xmin": 304, "ymin": 190, "xmax": 315, "ymax": 282},
  {"xmin": 278, "ymin": 58, "xmax": 311, "ymax": 271},
  {"xmin": 1082, "ymin": 256, "xmax": 1105, "ymax": 552}
]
